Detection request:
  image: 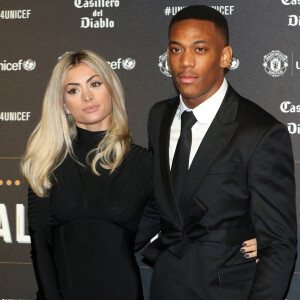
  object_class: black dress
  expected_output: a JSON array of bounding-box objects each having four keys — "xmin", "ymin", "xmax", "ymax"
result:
[{"xmin": 28, "ymin": 127, "xmax": 153, "ymax": 300}]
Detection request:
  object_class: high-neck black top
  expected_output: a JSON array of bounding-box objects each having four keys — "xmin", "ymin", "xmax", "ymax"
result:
[{"xmin": 28, "ymin": 127, "xmax": 153, "ymax": 300}]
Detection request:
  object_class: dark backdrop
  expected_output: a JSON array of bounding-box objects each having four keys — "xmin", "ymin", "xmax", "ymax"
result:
[{"xmin": 0, "ymin": 1, "xmax": 299, "ymax": 298}]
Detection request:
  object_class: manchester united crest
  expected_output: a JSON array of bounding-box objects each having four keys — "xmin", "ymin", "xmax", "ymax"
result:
[
  {"xmin": 158, "ymin": 52, "xmax": 172, "ymax": 77},
  {"xmin": 263, "ymin": 50, "xmax": 288, "ymax": 77}
]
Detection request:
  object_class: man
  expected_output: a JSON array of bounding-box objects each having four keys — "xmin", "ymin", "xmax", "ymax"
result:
[{"xmin": 137, "ymin": 5, "xmax": 297, "ymax": 300}]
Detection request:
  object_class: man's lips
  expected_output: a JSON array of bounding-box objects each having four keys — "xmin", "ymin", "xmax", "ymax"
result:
[
  {"xmin": 83, "ymin": 105, "xmax": 99, "ymax": 113},
  {"xmin": 178, "ymin": 74, "xmax": 198, "ymax": 84}
]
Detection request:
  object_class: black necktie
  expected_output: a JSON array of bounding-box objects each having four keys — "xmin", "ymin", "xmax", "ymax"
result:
[{"xmin": 171, "ymin": 110, "xmax": 197, "ymax": 199}]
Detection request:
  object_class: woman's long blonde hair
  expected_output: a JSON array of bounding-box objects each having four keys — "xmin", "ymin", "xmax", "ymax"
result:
[{"xmin": 21, "ymin": 50, "xmax": 131, "ymax": 197}]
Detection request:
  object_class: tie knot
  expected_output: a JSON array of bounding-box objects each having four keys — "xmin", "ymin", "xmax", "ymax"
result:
[{"xmin": 180, "ymin": 111, "xmax": 197, "ymax": 130}]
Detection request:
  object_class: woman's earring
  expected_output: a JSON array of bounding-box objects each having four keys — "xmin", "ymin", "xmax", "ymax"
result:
[{"xmin": 65, "ymin": 110, "xmax": 71, "ymax": 115}]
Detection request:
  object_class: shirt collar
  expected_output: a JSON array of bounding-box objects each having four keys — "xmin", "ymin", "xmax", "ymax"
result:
[{"xmin": 178, "ymin": 78, "xmax": 228, "ymax": 124}]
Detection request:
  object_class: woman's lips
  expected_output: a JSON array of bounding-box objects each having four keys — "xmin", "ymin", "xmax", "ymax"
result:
[{"xmin": 83, "ymin": 105, "xmax": 99, "ymax": 113}]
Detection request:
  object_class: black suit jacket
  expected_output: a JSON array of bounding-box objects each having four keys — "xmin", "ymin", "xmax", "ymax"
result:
[{"xmin": 138, "ymin": 85, "xmax": 297, "ymax": 300}]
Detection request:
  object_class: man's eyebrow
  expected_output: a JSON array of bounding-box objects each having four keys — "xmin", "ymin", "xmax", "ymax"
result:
[
  {"xmin": 192, "ymin": 40, "xmax": 207, "ymax": 44},
  {"xmin": 168, "ymin": 40, "xmax": 207, "ymax": 46},
  {"xmin": 169, "ymin": 41, "xmax": 182, "ymax": 46},
  {"xmin": 65, "ymin": 75, "xmax": 99, "ymax": 87}
]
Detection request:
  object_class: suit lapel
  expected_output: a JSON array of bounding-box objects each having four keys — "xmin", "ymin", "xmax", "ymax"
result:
[
  {"xmin": 158, "ymin": 97, "xmax": 184, "ymax": 228},
  {"xmin": 180, "ymin": 86, "xmax": 240, "ymax": 211}
]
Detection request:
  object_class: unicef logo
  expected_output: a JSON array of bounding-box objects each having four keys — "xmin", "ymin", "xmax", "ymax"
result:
[
  {"xmin": 23, "ymin": 59, "xmax": 36, "ymax": 71},
  {"xmin": 122, "ymin": 58, "xmax": 136, "ymax": 70},
  {"xmin": 263, "ymin": 50, "xmax": 288, "ymax": 77},
  {"xmin": 229, "ymin": 57, "xmax": 239, "ymax": 70},
  {"xmin": 158, "ymin": 52, "xmax": 171, "ymax": 77}
]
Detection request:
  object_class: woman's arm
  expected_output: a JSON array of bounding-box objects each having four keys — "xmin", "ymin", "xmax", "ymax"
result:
[
  {"xmin": 28, "ymin": 188, "xmax": 62, "ymax": 300},
  {"xmin": 135, "ymin": 196, "xmax": 161, "ymax": 252}
]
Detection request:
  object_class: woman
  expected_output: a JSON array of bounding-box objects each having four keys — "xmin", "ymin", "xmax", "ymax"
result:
[
  {"xmin": 21, "ymin": 50, "xmax": 153, "ymax": 299},
  {"xmin": 21, "ymin": 50, "xmax": 257, "ymax": 299}
]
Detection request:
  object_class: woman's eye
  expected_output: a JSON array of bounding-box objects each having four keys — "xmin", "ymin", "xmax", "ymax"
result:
[
  {"xmin": 68, "ymin": 88, "xmax": 78, "ymax": 95},
  {"xmin": 91, "ymin": 81, "xmax": 101, "ymax": 88}
]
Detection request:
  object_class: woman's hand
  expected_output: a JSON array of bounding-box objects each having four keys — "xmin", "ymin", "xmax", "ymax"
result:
[{"xmin": 240, "ymin": 238, "xmax": 259, "ymax": 263}]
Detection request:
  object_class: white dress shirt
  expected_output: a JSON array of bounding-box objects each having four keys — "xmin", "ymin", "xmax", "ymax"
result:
[{"xmin": 169, "ymin": 78, "xmax": 228, "ymax": 169}]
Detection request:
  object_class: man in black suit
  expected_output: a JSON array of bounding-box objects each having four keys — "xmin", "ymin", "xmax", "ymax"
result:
[{"xmin": 137, "ymin": 5, "xmax": 297, "ymax": 300}]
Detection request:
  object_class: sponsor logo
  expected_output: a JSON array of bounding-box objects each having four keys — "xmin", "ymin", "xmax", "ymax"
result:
[
  {"xmin": 287, "ymin": 123, "xmax": 300, "ymax": 134},
  {"xmin": 56, "ymin": 54, "xmax": 135, "ymax": 70},
  {"xmin": 164, "ymin": 6, "xmax": 234, "ymax": 16},
  {"xmin": 210, "ymin": 6, "xmax": 235, "ymax": 15},
  {"xmin": 263, "ymin": 50, "xmax": 288, "ymax": 77},
  {"xmin": 23, "ymin": 59, "xmax": 36, "ymax": 71},
  {"xmin": 74, "ymin": 0, "xmax": 119, "ymax": 28},
  {"xmin": 0, "ymin": 59, "xmax": 36, "ymax": 72},
  {"xmin": 164, "ymin": 6, "xmax": 186, "ymax": 16},
  {"xmin": 288, "ymin": 15, "xmax": 300, "ymax": 26},
  {"xmin": 158, "ymin": 52, "xmax": 171, "ymax": 77},
  {"xmin": 80, "ymin": 17, "xmax": 114, "ymax": 28},
  {"xmin": 74, "ymin": 0, "xmax": 120, "ymax": 8},
  {"xmin": 0, "ymin": 112, "xmax": 31, "ymax": 121},
  {"xmin": 229, "ymin": 57, "xmax": 239, "ymax": 70},
  {"xmin": 282, "ymin": 0, "xmax": 300, "ymax": 5},
  {"xmin": 0, "ymin": 9, "xmax": 31, "ymax": 19},
  {"xmin": 0, "ymin": 204, "xmax": 30, "ymax": 244},
  {"xmin": 280, "ymin": 101, "xmax": 300, "ymax": 113},
  {"xmin": 107, "ymin": 58, "xmax": 136, "ymax": 70},
  {"xmin": 122, "ymin": 58, "xmax": 136, "ymax": 70}
]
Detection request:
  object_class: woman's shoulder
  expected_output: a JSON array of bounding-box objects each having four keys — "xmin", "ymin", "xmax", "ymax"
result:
[
  {"xmin": 122, "ymin": 143, "xmax": 152, "ymax": 170},
  {"xmin": 129, "ymin": 143, "xmax": 152, "ymax": 161},
  {"xmin": 130, "ymin": 143, "xmax": 150, "ymax": 153}
]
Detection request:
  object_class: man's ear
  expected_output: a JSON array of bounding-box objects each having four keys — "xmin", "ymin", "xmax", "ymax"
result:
[{"xmin": 220, "ymin": 45, "xmax": 233, "ymax": 69}]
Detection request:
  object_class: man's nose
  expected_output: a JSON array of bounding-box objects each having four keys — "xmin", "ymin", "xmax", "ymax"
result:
[{"xmin": 180, "ymin": 50, "xmax": 195, "ymax": 68}]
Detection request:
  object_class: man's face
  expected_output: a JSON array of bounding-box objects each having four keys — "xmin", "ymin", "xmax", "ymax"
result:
[{"xmin": 168, "ymin": 19, "xmax": 232, "ymax": 108}]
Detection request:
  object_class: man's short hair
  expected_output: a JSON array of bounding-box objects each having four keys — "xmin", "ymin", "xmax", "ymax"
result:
[{"xmin": 169, "ymin": 5, "xmax": 229, "ymax": 45}]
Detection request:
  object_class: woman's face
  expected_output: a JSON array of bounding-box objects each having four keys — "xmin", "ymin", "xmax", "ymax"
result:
[{"xmin": 63, "ymin": 63, "xmax": 112, "ymax": 131}]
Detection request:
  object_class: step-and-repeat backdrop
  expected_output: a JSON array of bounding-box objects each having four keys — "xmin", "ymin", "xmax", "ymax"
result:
[{"xmin": 0, "ymin": 0, "xmax": 299, "ymax": 299}]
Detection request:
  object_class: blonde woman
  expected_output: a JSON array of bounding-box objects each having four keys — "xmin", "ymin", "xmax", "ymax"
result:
[{"xmin": 21, "ymin": 50, "xmax": 153, "ymax": 299}]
